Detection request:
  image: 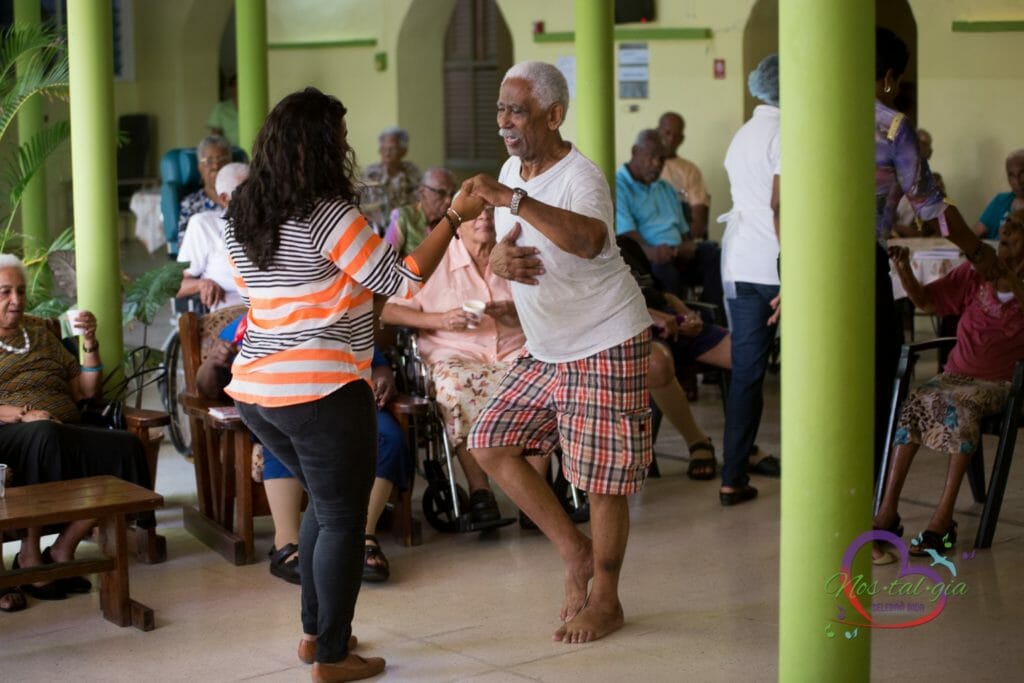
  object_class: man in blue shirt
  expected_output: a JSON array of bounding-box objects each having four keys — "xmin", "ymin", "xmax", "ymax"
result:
[{"xmin": 615, "ymin": 129, "xmax": 723, "ymax": 312}]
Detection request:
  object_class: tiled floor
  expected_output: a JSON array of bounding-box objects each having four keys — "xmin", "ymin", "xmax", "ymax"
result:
[{"xmin": 1, "ymin": 242, "xmax": 1022, "ymax": 681}]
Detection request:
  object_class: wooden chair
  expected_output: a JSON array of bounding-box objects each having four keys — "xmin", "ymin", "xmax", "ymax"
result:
[
  {"xmin": 0, "ymin": 316, "xmax": 169, "ymax": 564},
  {"xmin": 176, "ymin": 305, "xmax": 269, "ymax": 564},
  {"xmin": 177, "ymin": 307, "xmax": 420, "ymax": 564},
  {"xmin": 874, "ymin": 338, "xmax": 1024, "ymax": 549}
]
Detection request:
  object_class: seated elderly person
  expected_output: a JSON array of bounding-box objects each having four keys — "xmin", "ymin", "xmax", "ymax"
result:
[
  {"xmin": 197, "ymin": 314, "xmax": 411, "ymax": 583},
  {"xmin": 382, "ymin": 206, "xmax": 540, "ymax": 526},
  {"xmin": 360, "ymin": 127, "xmax": 422, "ymax": 234},
  {"xmin": 617, "ymin": 236, "xmax": 779, "ymax": 481},
  {"xmin": 176, "ymin": 162, "xmax": 248, "ymax": 310},
  {"xmin": 874, "ymin": 212, "xmax": 1024, "ymax": 562},
  {"xmin": 616, "ymin": 129, "xmax": 724, "ymax": 313},
  {"xmin": 178, "ymin": 135, "xmax": 232, "ymax": 243},
  {"xmin": 384, "ymin": 167, "xmax": 457, "ymax": 257},
  {"xmin": 0, "ymin": 256, "xmax": 152, "ymax": 611},
  {"xmin": 974, "ymin": 149, "xmax": 1024, "ymax": 240}
]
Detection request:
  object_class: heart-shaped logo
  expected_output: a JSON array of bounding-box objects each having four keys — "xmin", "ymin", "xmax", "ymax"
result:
[{"xmin": 836, "ymin": 530, "xmax": 948, "ymax": 629}]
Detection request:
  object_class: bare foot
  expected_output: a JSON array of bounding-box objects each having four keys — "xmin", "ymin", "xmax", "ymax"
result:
[
  {"xmin": 552, "ymin": 600, "xmax": 625, "ymax": 643},
  {"xmin": 560, "ymin": 537, "xmax": 593, "ymax": 622}
]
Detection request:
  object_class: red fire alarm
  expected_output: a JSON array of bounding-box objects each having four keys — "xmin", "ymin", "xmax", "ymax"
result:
[
  {"xmin": 713, "ymin": 59, "xmax": 726, "ymax": 79},
  {"xmin": 533, "ymin": 21, "xmax": 545, "ymax": 35}
]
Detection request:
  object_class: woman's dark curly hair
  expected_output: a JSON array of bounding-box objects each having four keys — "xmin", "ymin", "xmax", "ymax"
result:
[{"xmin": 225, "ymin": 87, "xmax": 358, "ymax": 269}]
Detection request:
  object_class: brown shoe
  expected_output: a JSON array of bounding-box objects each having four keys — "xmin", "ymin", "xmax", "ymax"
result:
[
  {"xmin": 311, "ymin": 654, "xmax": 385, "ymax": 682},
  {"xmin": 298, "ymin": 635, "xmax": 358, "ymax": 664}
]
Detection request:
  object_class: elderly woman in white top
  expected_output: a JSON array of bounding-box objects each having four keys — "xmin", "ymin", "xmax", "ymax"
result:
[
  {"xmin": 176, "ymin": 162, "xmax": 248, "ymax": 310},
  {"xmin": 716, "ymin": 54, "xmax": 780, "ymax": 506}
]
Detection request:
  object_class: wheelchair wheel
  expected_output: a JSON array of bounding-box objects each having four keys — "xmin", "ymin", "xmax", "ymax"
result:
[
  {"xmin": 163, "ymin": 333, "xmax": 191, "ymax": 455},
  {"xmin": 422, "ymin": 482, "xmax": 469, "ymax": 533}
]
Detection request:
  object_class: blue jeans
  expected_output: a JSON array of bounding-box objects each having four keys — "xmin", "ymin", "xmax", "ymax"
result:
[
  {"xmin": 722, "ymin": 282, "xmax": 779, "ymax": 488},
  {"xmin": 236, "ymin": 382, "xmax": 376, "ymax": 664}
]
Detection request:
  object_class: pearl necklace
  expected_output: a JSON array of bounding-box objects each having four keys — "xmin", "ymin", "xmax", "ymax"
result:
[{"xmin": 0, "ymin": 327, "xmax": 31, "ymax": 355}]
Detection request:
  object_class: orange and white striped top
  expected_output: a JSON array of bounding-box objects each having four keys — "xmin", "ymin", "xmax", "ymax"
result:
[{"xmin": 223, "ymin": 198, "xmax": 421, "ymax": 407}]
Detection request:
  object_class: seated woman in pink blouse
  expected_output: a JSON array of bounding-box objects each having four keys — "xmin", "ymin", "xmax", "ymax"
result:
[{"xmin": 382, "ymin": 206, "xmax": 542, "ymax": 526}]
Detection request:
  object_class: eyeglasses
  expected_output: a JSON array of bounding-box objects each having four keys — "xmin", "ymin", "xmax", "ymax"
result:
[
  {"xmin": 421, "ymin": 184, "xmax": 453, "ymax": 199},
  {"xmin": 200, "ymin": 155, "xmax": 231, "ymax": 168}
]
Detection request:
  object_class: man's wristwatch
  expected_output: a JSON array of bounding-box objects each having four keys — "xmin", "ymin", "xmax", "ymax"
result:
[{"xmin": 509, "ymin": 188, "xmax": 528, "ymax": 216}]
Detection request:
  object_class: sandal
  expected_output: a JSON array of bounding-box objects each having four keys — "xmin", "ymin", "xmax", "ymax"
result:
[
  {"xmin": 268, "ymin": 543, "xmax": 301, "ymax": 585},
  {"xmin": 362, "ymin": 534, "xmax": 390, "ymax": 583},
  {"xmin": 871, "ymin": 514, "xmax": 904, "ymax": 565},
  {"xmin": 42, "ymin": 547, "xmax": 92, "ymax": 594},
  {"xmin": 686, "ymin": 440, "xmax": 718, "ymax": 481},
  {"xmin": 12, "ymin": 552, "xmax": 66, "ymax": 601},
  {"xmin": 748, "ymin": 446, "xmax": 781, "ymax": 478},
  {"xmin": 909, "ymin": 521, "xmax": 957, "ymax": 557},
  {"xmin": 0, "ymin": 587, "xmax": 27, "ymax": 613}
]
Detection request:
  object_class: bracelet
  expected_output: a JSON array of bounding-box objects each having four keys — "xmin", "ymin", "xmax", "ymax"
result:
[
  {"xmin": 444, "ymin": 208, "xmax": 462, "ymax": 239},
  {"xmin": 80, "ymin": 364, "xmax": 104, "ymax": 372},
  {"xmin": 82, "ymin": 342, "xmax": 99, "ymax": 353}
]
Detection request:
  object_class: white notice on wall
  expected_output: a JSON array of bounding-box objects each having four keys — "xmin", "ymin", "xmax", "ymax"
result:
[{"xmin": 557, "ymin": 55, "xmax": 576, "ymax": 98}]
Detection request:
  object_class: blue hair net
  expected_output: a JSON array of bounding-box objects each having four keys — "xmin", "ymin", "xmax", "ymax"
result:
[{"xmin": 748, "ymin": 54, "xmax": 779, "ymax": 106}]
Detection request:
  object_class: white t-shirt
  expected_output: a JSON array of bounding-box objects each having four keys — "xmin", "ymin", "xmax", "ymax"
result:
[
  {"xmin": 495, "ymin": 145, "xmax": 651, "ymax": 363},
  {"xmin": 720, "ymin": 105, "xmax": 781, "ymax": 287},
  {"xmin": 177, "ymin": 210, "xmax": 242, "ymax": 310}
]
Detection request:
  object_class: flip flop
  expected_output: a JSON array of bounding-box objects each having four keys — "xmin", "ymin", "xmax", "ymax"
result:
[{"xmin": 0, "ymin": 587, "xmax": 27, "ymax": 613}]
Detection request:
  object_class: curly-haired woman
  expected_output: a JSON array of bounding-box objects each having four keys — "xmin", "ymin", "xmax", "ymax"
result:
[{"xmin": 223, "ymin": 88, "xmax": 480, "ymax": 683}]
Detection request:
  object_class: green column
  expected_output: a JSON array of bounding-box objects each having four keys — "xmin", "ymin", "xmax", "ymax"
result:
[
  {"xmin": 67, "ymin": 0, "xmax": 123, "ymax": 373},
  {"xmin": 574, "ymin": 0, "xmax": 615, "ymax": 186},
  {"xmin": 778, "ymin": 2, "xmax": 875, "ymax": 681},
  {"xmin": 236, "ymin": 0, "xmax": 269, "ymax": 154},
  {"xmin": 14, "ymin": 0, "xmax": 48, "ymax": 255}
]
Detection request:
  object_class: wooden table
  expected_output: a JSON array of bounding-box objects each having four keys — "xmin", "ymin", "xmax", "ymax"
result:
[{"xmin": 0, "ymin": 476, "xmax": 163, "ymax": 630}]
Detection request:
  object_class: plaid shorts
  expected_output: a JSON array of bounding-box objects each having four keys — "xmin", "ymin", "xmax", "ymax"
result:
[{"xmin": 467, "ymin": 331, "xmax": 652, "ymax": 495}]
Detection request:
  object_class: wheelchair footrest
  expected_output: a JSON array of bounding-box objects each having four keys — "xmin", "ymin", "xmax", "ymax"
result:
[{"xmin": 458, "ymin": 516, "xmax": 516, "ymax": 533}]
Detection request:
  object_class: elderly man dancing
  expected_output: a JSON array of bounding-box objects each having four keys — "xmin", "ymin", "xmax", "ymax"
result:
[{"xmin": 462, "ymin": 61, "xmax": 652, "ymax": 644}]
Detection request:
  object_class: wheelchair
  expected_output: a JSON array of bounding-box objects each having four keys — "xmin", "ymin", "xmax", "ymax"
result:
[{"xmin": 386, "ymin": 328, "xmax": 587, "ymax": 534}]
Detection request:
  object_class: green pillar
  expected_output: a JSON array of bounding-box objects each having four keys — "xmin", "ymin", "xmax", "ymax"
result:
[
  {"xmin": 574, "ymin": 0, "xmax": 615, "ymax": 186},
  {"xmin": 67, "ymin": 0, "xmax": 123, "ymax": 372},
  {"xmin": 778, "ymin": 1, "xmax": 875, "ymax": 680},
  {"xmin": 14, "ymin": 0, "xmax": 48, "ymax": 255},
  {"xmin": 236, "ymin": 0, "xmax": 269, "ymax": 154}
]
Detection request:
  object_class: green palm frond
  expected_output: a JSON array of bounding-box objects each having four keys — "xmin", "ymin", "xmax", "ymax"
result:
[
  {"xmin": 3, "ymin": 119, "xmax": 71, "ymax": 207},
  {"xmin": 0, "ymin": 24, "xmax": 69, "ymax": 145}
]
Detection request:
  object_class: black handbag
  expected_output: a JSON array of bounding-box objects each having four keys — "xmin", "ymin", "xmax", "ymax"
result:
[{"xmin": 77, "ymin": 398, "xmax": 125, "ymax": 430}]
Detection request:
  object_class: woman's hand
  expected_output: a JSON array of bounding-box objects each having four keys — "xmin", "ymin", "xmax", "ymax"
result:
[
  {"xmin": 197, "ymin": 279, "xmax": 227, "ymax": 309},
  {"xmin": 372, "ymin": 367, "xmax": 397, "ymax": 409},
  {"xmin": 887, "ymin": 245, "xmax": 912, "ymax": 272},
  {"xmin": 677, "ymin": 311, "xmax": 704, "ymax": 337},
  {"xmin": 437, "ymin": 308, "xmax": 475, "ymax": 331},
  {"xmin": 460, "ymin": 174, "xmax": 512, "ymax": 211},
  {"xmin": 76, "ymin": 310, "xmax": 98, "ymax": 341},
  {"xmin": 207, "ymin": 340, "xmax": 236, "ymax": 369},
  {"xmin": 649, "ymin": 309, "xmax": 679, "ymax": 341}
]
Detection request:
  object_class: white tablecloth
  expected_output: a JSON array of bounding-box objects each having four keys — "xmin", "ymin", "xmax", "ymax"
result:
[
  {"xmin": 130, "ymin": 189, "xmax": 165, "ymax": 254},
  {"xmin": 888, "ymin": 237, "xmax": 999, "ymax": 299}
]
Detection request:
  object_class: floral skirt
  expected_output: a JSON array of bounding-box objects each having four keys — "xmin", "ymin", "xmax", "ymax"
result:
[
  {"xmin": 894, "ymin": 373, "xmax": 1010, "ymax": 455},
  {"xmin": 430, "ymin": 358, "xmax": 513, "ymax": 447}
]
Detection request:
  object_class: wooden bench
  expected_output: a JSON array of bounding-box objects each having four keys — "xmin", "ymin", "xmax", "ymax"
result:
[{"xmin": 0, "ymin": 476, "xmax": 163, "ymax": 631}]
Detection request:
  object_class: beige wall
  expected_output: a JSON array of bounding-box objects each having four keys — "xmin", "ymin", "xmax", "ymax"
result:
[{"xmin": 16, "ymin": 0, "xmax": 1024, "ymax": 240}]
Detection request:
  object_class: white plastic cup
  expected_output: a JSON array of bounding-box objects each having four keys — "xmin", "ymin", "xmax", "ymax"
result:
[
  {"xmin": 462, "ymin": 299, "xmax": 485, "ymax": 329},
  {"xmin": 0, "ymin": 463, "xmax": 8, "ymax": 498},
  {"xmin": 64, "ymin": 309, "xmax": 86, "ymax": 336}
]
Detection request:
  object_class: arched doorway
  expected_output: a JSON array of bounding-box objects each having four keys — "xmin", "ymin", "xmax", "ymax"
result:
[
  {"xmin": 743, "ymin": 1, "xmax": 917, "ymax": 124},
  {"xmin": 397, "ymin": 0, "xmax": 511, "ymax": 180}
]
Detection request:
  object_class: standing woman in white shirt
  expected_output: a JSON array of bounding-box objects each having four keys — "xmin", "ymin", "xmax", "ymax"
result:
[{"xmin": 717, "ymin": 54, "xmax": 781, "ymax": 506}]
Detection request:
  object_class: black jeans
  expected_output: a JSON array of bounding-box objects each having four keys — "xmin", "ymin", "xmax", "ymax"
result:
[{"xmin": 236, "ymin": 382, "xmax": 377, "ymax": 663}]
